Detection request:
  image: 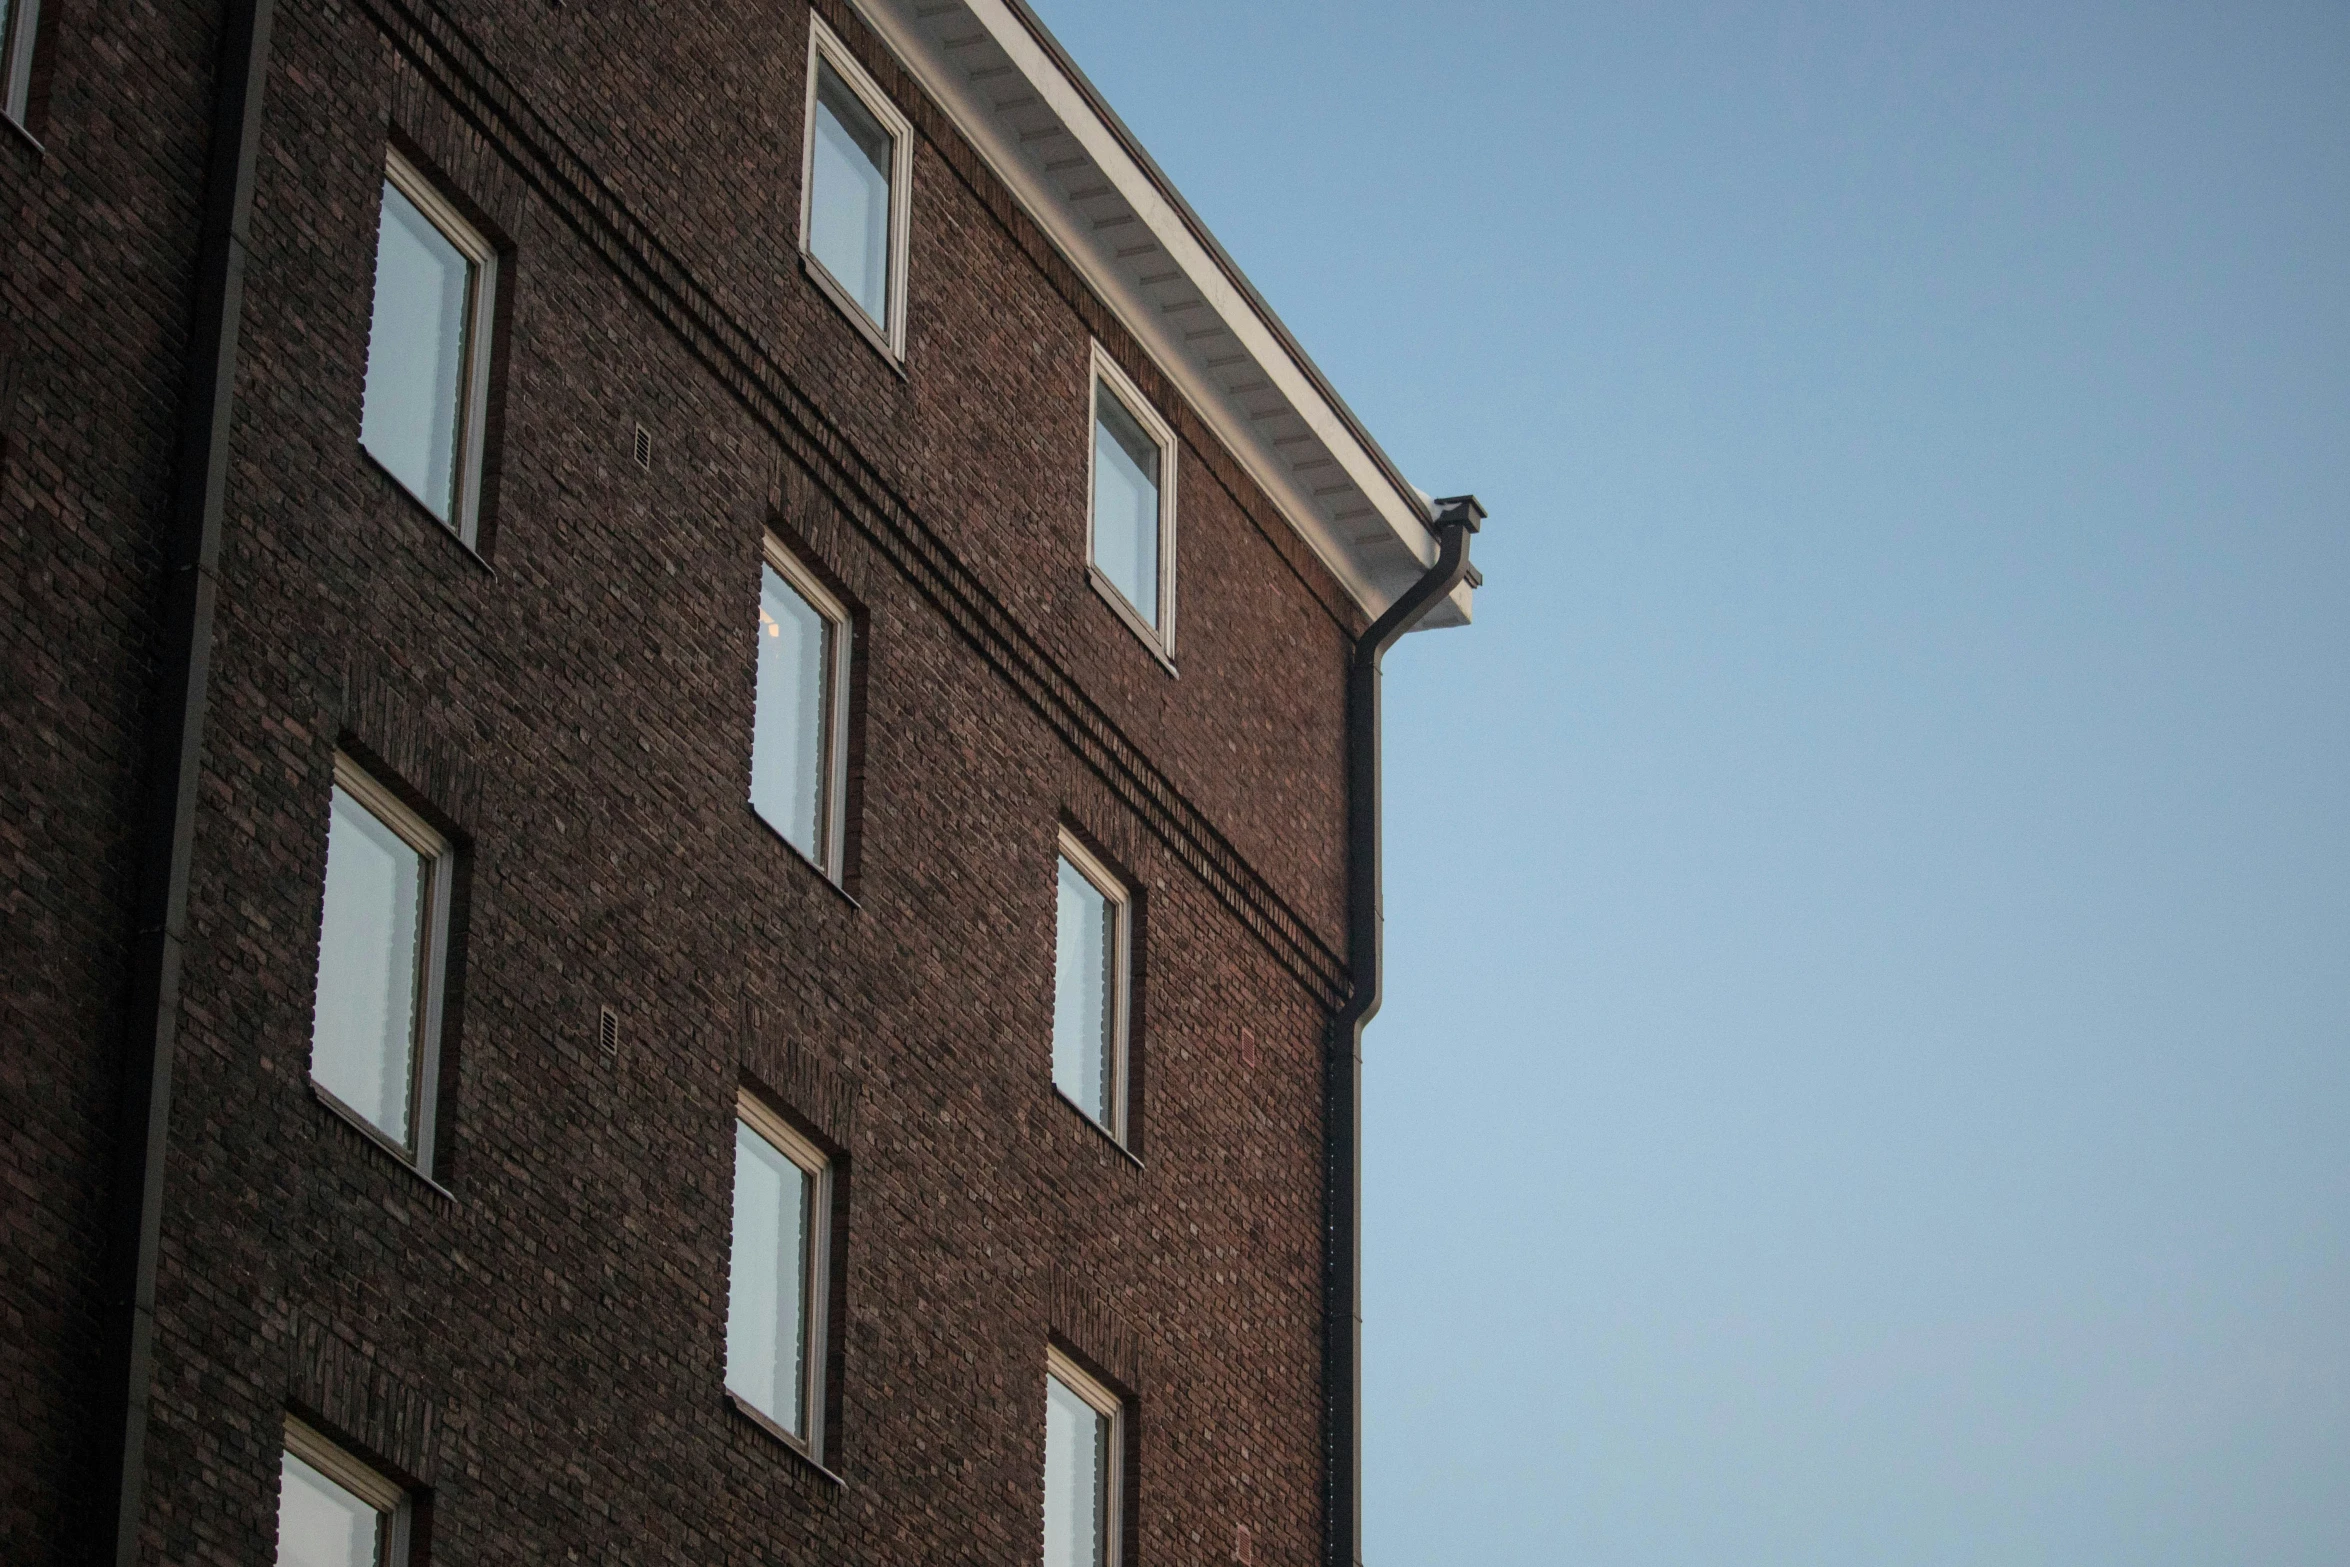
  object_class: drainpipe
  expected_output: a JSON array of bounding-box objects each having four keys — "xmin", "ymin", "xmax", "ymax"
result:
[
  {"xmin": 1324, "ymin": 495, "xmax": 1483, "ymax": 1567},
  {"xmin": 92, "ymin": 3, "xmax": 275, "ymax": 1563}
]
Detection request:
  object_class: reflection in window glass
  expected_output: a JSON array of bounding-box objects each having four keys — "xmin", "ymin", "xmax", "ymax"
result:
[
  {"xmin": 361, "ymin": 180, "xmax": 476, "ymax": 523},
  {"xmin": 312, "ymin": 784, "xmax": 428, "ymax": 1146},
  {"xmin": 276, "ymin": 1451, "xmax": 383, "ymax": 1567},
  {"xmin": 750, "ymin": 563, "xmax": 836, "ymax": 863},
  {"xmin": 1053, "ymin": 857, "xmax": 1116, "ymax": 1124},
  {"xmin": 727, "ymin": 1118, "xmax": 815, "ymax": 1438},
  {"xmin": 809, "ymin": 60, "xmax": 895, "ymax": 328},
  {"xmin": 1044, "ymin": 1373, "xmax": 1110, "ymax": 1567},
  {"xmin": 1091, "ymin": 391, "xmax": 1161, "ymax": 628},
  {"xmin": 1, "ymin": 0, "xmax": 36, "ymax": 124}
]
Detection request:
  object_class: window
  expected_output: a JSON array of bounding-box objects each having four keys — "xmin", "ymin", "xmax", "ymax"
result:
[
  {"xmin": 360, "ymin": 150, "xmax": 498, "ymax": 541},
  {"xmin": 1043, "ymin": 1349, "xmax": 1123, "ymax": 1567},
  {"xmin": 276, "ymin": 1417, "xmax": 410, "ymax": 1567},
  {"xmin": 1052, "ymin": 833, "xmax": 1131, "ymax": 1140},
  {"xmin": 726, "ymin": 1091, "xmax": 832, "ymax": 1456},
  {"xmin": 749, "ymin": 537, "xmax": 853, "ymax": 877},
  {"xmin": 310, "ymin": 756, "xmax": 451, "ymax": 1169},
  {"xmin": 800, "ymin": 18, "xmax": 912, "ymax": 356},
  {"xmin": 1086, "ymin": 346, "xmax": 1178, "ymax": 657},
  {"xmin": 0, "ymin": 0, "xmax": 37, "ymax": 130}
]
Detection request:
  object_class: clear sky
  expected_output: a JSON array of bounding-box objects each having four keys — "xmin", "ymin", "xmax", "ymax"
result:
[{"xmin": 1025, "ymin": 3, "xmax": 2350, "ymax": 1563}]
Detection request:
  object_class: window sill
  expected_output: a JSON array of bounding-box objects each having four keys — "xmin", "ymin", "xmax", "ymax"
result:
[
  {"xmin": 799, "ymin": 252, "xmax": 907, "ymax": 379},
  {"xmin": 1054, "ymin": 1087, "xmax": 1144, "ymax": 1170},
  {"xmin": 2, "ymin": 112, "xmax": 42, "ymax": 159},
  {"xmin": 310, "ymin": 1083, "xmax": 456, "ymax": 1205},
  {"xmin": 749, "ymin": 805, "xmax": 860, "ymax": 911},
  {"xmin": 358, "ymin": 446, "xmax": 495, "ymax": 574},
  {"xmin": 725, "ymin": 1391, "xmax": 847, "ymax": 1487},
  {"xmin": 1085, "ymin": 567, "xmax": 1178, "ymax": 677}
]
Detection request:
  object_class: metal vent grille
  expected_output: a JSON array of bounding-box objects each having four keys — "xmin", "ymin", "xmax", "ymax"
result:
[
  {"xmin": 632, "ymin": 423, "xmax": 652, "ymax": 471},
  {"xmin": 1234, "ymin": 1525, "xmax": 1253, "ymax": 1565},
  {"xmin": 598, "ymin": 1004, "xmax": 620, "ymax": 1056}
]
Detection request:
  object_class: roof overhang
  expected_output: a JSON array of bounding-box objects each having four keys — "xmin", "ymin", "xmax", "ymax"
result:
[{"xmin": 848, "ymin": 0, "xmax": 1475, "ymax": 630}]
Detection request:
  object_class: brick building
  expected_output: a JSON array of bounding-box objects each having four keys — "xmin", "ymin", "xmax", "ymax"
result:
[{"xmin": 0, "ymin": 2, "xmax": 1480, "ymax": 1565}]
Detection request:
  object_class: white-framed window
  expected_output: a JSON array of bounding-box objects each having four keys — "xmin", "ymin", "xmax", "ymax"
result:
[
  {"xmin": 750, "ymin": 536, "xmax": 853, "ymax": 878},
  {"xmin": 1086, "ymin": 344, "xmax": 1178, "ymax": 660},
  {"xmin": 360, "ymin": 149, "xmax": 499, "ymax": 543},
  {"xmin": 726, "ymin": 1090, "xmax": 833, "ymax": 1458},
  {"xmin": 1052, "ymin": 832, "xmax": 1131, "ymax": 1142},
  {"xmin": 0, "ymin": 0, "xmax": 39, "ymax": 127},
  {"xmin": 309, "ymin": 755, "xmax": 452, "ymax": 1170},
  {"xmin": 276, "ymin": 1416, "xmax": 411, "ymax": 1567},
  {"xmin": 1043, "ymin": 1348, "xmax": 1123, "ymax": 1567},
  {"xmin": 799, "ymin": 17, "xmax": 913, "ymax": 359}
]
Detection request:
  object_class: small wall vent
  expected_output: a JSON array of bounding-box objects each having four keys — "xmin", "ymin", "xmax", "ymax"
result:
[
  {"xmin": 598, "ymin": 1003, "xmax": 621, "ymax": 1056},
  {"xmin": 1234, "ymin": 1525, "xmax": 1253, "ymax": 1565},
  {"xmin": 632, "ymin": 423, "xmax": 652, "ymax": 471}
]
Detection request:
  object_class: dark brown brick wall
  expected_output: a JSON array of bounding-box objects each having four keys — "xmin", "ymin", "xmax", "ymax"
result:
[
  {"xmin": 2, "ymin": 2, "xmax": 1361, "ymax": 1564},
  {"xmin": 1, "ymin": 0, "xmax": 228, "ymax": 1557}
]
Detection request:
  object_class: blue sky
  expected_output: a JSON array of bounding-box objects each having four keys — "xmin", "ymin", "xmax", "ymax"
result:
[{"xmin": 1026, "ymin": 3, "xmax": 2350, "ymax": 1563}]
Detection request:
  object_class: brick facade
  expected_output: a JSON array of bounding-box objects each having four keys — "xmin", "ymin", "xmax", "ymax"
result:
[{"xmin": 0, "ymin": 3, "xmax": 1426, "ymax": 1564}]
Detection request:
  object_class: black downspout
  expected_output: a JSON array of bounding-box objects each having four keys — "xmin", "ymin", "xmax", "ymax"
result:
[
  {"xmin": 1324, "ymin": 495, "xmax": 1483, "ymax": 1567},
  {"xmin": 92, "ymin": 3, "xmax": 275, "ymax": 1564}
]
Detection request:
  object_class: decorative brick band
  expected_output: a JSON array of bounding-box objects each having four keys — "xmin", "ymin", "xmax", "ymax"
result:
[
  {"xmin": 348, "ymin": 0, "xmax": 1350, "ymax": 1010},
  {"xmin": 286, "ymin": 1309, "xmax": 442, "ymax": 1484}
]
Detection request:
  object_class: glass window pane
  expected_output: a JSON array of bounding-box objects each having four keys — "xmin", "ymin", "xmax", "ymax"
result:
[
  {"xmin": 1053, "ymin": 858, "xmax": 1116, "ymax": 1124},
  {"xmin": 277, "ymin": 1452, "xmax": 382, "ymax": 1567},
  {"xmin": 750, "ymin": 564, "xmax": 835, "ymax": 862},
  {"xmin": 809, "ymin": 61, "xmax": 895, "ymax": 327},
  {"xmin": 1091, "ymin": 393, "xmax": 1161, "ymax": 627},
  {"xmin": 361, "ymin": 180, "xmax": 475, "ymax": 523},
  {"xmin": 311, "ymin": 786, "xmax": 426, "ymax": 1146},
  {"xmin": 1044, "ymin": 1375, "xmax": 1109, "ymax": 1567},
  {"xmin": 727, "ymin": 1120, "xmax": 814, "ymax": 1437},
  {"xmin": 1, "ymin": 0, "xmax": 34, "ymax": 120}
]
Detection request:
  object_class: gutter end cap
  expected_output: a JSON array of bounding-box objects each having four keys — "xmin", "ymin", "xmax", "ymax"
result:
[{"xmin": 1429, "ymin": 493, "xmax": 1486, "ymax": 533}]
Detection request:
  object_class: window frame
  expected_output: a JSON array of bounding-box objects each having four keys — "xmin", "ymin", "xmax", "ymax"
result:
[
  {"xmin": 1053, "ymin": 830, "xmax": 1133, "ymax": 1145},
  {"xmin": 1044, "ymin": 1347, "xmax": 1125, "ymax": 1567},
  {"xmin": 280, "ymin": 1415, "xmax": 411, "ymax": 1567},
  {"xmin": 798, "ymin": 16, "xmax": 914, "ymax": 362},
  {"xmin": 1084, "ymin": 343, "xmax": 1180, "ymax": 665},
  {"xmin": 0, "ymin": 0, "xmax": 38, "ymax": 129},
  {"xmin": 752, "ymin": 534, "xmax": 855, "ymax": 882},
  {"xmin": 728, "ymin": 1088, "xmax": 834, "ymax": 1463},
  {"xmin": 366, "ymin": 148, "xmax": 500, "ymax": 546},
  {"xmin": 311, "ymin": 754, "xmax": 454, "ymax": 1173}
]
